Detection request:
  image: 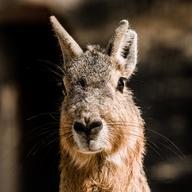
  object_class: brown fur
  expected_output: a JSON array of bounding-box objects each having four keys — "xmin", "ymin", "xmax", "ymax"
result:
[{"xmin": 50, "ymin": 16, "xmax": 150, "ymax": 192}]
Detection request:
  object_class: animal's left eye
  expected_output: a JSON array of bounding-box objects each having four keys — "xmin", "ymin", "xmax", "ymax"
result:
[{"xmin": 117, "ymin": 77, "xmax": 125, "ymax": 93}]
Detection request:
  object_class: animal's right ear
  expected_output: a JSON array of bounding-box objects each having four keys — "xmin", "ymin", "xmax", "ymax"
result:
[
  {"xmin": 50, "ymin": 16, "xmax": 83, "ymax": 63},
  {"xmin": 106, "ymin": 20, "xmax": 138, "ymax": 78}
]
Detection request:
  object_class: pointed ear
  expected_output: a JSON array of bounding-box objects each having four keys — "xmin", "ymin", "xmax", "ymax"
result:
[
  {"xmin": 50, "ymin": 16, "xmax": 83, "ymax": 62},
  {"xmin": 106, "ymin": 20, "xmax": 138, "ymax": 78}
]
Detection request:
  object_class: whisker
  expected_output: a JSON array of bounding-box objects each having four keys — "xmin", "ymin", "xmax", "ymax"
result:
[
  {"xmin": 152, "ymin": 140, "xmax": 187, "ymax": 164},
  {"xmin": 24, "ymin": 122, "xmax": 59, "ymax": 140},
  {"xmin": 1, "ymin": 123, "xmax": 59, "ymax": 168},
  {"xmin": 27, "ymin": 127, "xmax": 58, "ymax": 142},
  {"xmin": 19, "ymin": 130, "xmax": 59, "ymax": 172},
  {"xmin": 42, "ymin": 138, "xmax": 60, "ymax": 161},
  {"xmin": 29, "ymin": 59, "xmax": 64, "ymax": 78},
  {"xmin": 106, "ymin": 122, "xmax": 143, "ymax": 129},
  {"xmin": 146, "ymin": 140, "xmax": 165, "ymax": 161},
  {"xmin": 37, "ymin": 60, "xmax": 65, "ymax": 76},
  {"xmin": 26, "ymin": 115, "xmax": 72, "ymax": 140},
  {"xmin": 146, "ymin": 129, "xmax": 188, "ymax": 164},
  {"xmin": 110, "ymin": 129, "xmax": 144, "ymax": 139},
  {"xmin": 28, "ymin": 67, "xmax": 62, "ymax": 78},
  {"xmin": 27, "ymin": 112, "xmax": 60, "ymax": 121},
  {"xmin": 105, "ymin": 120, "xmax": 187, "ymax": 163}
]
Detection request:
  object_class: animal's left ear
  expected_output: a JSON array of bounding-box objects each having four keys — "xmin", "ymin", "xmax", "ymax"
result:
[{"xmin": 106, "ymin": 20, "xmax": 138, "ymax": 78}]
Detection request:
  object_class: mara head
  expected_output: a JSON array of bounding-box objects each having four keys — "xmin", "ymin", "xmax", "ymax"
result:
[{"xmin": 50, "ymin": 16, "xmax": 145, "ymax": 167}]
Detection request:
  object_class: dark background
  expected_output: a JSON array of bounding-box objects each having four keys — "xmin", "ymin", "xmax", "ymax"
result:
[{"xmin": 0, "ymin": 0, "xmax": 192, "ymax": 192}]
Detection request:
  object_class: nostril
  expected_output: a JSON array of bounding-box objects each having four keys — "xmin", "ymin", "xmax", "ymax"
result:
[
  {"xmin": 73, "ymin": 121, "xmax": 86, "ymax": 134},
  {"xmin": 73, "ymin": 120, "xmax": 103, "ymax": 135},
  {"xmin": 89, "ymin": 121, "xmax": 102, "ymax": 129},
  {"xmin": 89, "ymin": 121, "xmax": 103, "ymax": 134}
]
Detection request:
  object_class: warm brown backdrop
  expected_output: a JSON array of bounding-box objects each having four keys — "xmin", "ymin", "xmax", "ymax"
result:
[{"xmin": 0, "ymin": 0, "xmax": 192, "ymax": 192}]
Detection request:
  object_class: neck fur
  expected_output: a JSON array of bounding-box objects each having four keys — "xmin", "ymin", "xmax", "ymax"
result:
[{"xmin": 59, "ymin": 142, "xmax": 150, "ymax": 192}]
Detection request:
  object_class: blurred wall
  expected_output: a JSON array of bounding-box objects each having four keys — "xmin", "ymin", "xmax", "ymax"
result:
[{"xmin": 0, "ymin": 0, "xmax": 192, "ymax": 192}]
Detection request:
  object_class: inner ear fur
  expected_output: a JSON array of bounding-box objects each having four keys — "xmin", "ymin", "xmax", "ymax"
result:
[{"xmin": 106, "ymin": 20, "xmax": 138, "ymax": 78}]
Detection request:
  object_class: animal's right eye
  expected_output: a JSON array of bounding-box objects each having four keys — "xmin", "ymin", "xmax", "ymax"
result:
[
  {"xmin": 78, "ymin": 78, "xmax": 86, "ymax": 88},
  {"xmin": 117, "ymin": 77, "xmax": 125, "ymax": 93}
]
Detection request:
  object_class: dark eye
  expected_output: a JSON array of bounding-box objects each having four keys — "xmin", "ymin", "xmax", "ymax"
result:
[
  {"xmin": 79, "ymin": 78, "xmax": 86, "ymax": 88},
  {"xmin": 117, "ymin": 77, "xmax": 124, "ymax": 93}
]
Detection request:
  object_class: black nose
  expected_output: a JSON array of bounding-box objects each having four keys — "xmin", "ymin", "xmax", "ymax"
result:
[{"xmin": 73, "ymin": 120, "xmax": 103, "ymax": 136}]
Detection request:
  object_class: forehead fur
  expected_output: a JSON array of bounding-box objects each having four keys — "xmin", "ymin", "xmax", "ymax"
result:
[{"xmin": 64, "ymin": 45, "xmax": 114, "ymax": 85}]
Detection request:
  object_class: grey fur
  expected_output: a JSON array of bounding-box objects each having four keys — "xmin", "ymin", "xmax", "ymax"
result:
[{"xmin": 50, "ymin": 16, "xmax": 150, "ymax": 192}]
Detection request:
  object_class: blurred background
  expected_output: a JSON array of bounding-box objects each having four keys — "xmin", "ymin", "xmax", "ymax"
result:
[{"xmin": 0, "ymin": 0, "xmax": 192, "ymax": 192}]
